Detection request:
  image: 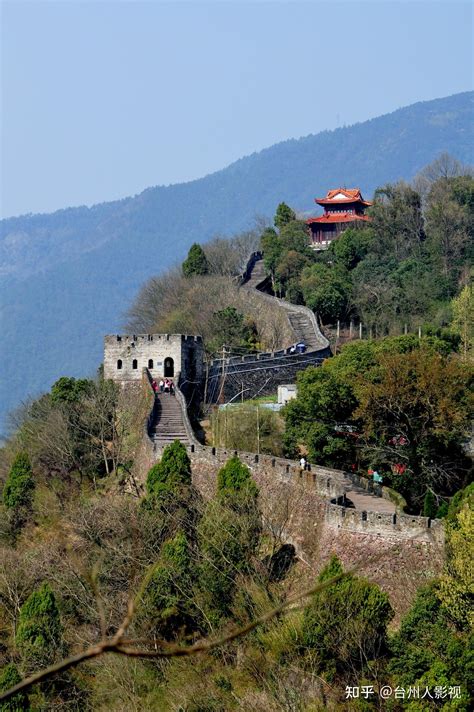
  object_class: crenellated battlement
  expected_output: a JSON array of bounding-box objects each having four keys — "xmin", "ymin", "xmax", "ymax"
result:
[
  {"xmin": 104, "ymin": 333, "xmax": 204, "ymax": 382},
  {"xmin": 105, "ymin": 333, "xmax": 203, "ymax": 344}
]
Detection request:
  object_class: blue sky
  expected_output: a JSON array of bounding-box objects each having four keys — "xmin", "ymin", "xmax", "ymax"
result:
[{"xmin": 1, "ymin": 0, "xmax": 472, "ymax": 217}]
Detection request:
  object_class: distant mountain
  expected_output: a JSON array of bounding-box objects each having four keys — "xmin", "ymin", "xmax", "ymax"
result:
[{"xmin": 1, "ymin": 91, "xmax": 473, "ymax": 433}]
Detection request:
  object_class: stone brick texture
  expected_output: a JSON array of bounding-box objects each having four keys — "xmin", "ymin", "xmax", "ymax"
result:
[{"xmin": 134, "ymin": 440, "xmax": 444, "ymax": 622}]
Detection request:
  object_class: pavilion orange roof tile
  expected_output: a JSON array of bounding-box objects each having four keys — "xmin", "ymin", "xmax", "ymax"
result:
[
  {"xmin": 315, "ymin": 187, "xmax": 372, "ymax": 207},
  {"xmin": 306, "ymin": 213, "xmax": 370, "ymax": 224}
]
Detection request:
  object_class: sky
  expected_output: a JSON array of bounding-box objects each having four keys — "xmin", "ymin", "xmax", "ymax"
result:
[{"xmin": 1, "ymin": 0, "xmax": 472, "ymax": 218}]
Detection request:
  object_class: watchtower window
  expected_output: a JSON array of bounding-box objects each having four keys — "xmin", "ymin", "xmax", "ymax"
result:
[
  {"xmin": 164, "ymin": 357, "xmax": 174, "ymax": 377},
  {"xmin": 132, "ymin": 359, "xmax": 138, "ymax": 370},
  {"xmin": 148, "ymin": 359, "xmax": 154, "ymax": 369},
  {"xmin": 117, "ymin": 359, "xmax": 122, "ymax": 370}
]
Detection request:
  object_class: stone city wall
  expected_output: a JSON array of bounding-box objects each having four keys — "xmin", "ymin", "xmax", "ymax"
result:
[
  {"xmin": 140, "ymin": 433, "xmax": 444, "ymax": 546},
  {"xmin": 206, "ymin": 351, "xmax": 326, "ymax": 402}
]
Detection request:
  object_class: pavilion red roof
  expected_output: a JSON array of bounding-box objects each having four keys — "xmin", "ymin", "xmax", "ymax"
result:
[
  {"xmin": 306, "ymin": 213, "xmax": 370, "ymax": 225},
  {"xmin": 315, "ymin": 187, "xmax": 372, "ymax": 207}
]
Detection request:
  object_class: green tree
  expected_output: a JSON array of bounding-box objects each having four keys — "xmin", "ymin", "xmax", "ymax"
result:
[
  {"xmin": 283, "ymin": 365, "xmax": 357, "ymax": 465},
  {"xmin": 197, "ymin": 500, "xmax": 260, "ymax": 626},
  {"xmin": 274, "ymin": 250, "xmax": 309, "ymax": 302},
  {"xmin": 274, "ymin": 202, "xmax": 296, "ymax": 230},
  {"xmin": 146, "ymin": 440, "xmax": 191, "ymax": 497},
  {"xmin": 329, "ymin": 226, "xmax": 373, "ymax": 270},
  {"xmin": 50, "ymin": 376, "xmax": 93, "ymax": 405},
  {"xmin": 182, "ymin": 243, "xmax": 209, "ymax": 277},
  {"xmin": 451, "ymin": 285, "xmax": 474, "ymax": 360},
  {"xmin": 16, "ymin": 583, "xmax": 63, "ymax": 671},
  {"xmin": 438, "ymin": 487, "xmax": 474, "ymax": 630},
  {"xmin": 354, "ymin": 348, "xmax": 473, "ymax": 506},
  {"xmin": 208, "ymin": 306, "xmax": 253, "ymax": 352},
  {"xmin": 300, "ymin": 262, "xmax": 351, "ymax": 322},
  {"xmin": 197, "ymin": 457, "xmax": 260, "ymax": 625},
  {"xmin": 260, "ymin": 227, "xmax": 284, "ymax": 292},
  {"xmin": 425, "ymin": 175, "xmax": 473, "ymax": 290},
  {"xmin": 217, "ymin": 455, "xmax": 258, "ymax": 502},
  {"xmin": 279, "ymin": 220, "xmax": 311, "ymax": 255},
  {"xmin": 0, "ymin": 663, "xmax": 30, "ymax": 711},
  {"xmin": 301, "ymin": 556, "xmax": 393, "ymax": 679},
  {"xmin": 139, "ymin": 531, "xmax": 199, "ymax": 640},
  {"xmin": 423, "ymin": 490, "xmax": 437, "ymax": 518},
  {"xmin": 371, "ymin": 182, "xmax": 425, "ymax": 261},
  {"xmin": 388, "ymin": 582, "xmax": 472, "ymax": 707},
  {"xmin": 3, "ymin": 453, "xmax": 34, "ymax": 511}
]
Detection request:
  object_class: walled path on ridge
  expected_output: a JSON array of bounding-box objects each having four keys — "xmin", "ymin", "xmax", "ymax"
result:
[
  {"xmin": 241, "ymin": 253, "xmax": 328, "ymax": 352},
  {"xmin": 240, "ymin": 253, "xmax": 396, "ymax": 515},
  {"xmin": 147, "ymin": 254, "xmax": 396, "ymax": 515}
]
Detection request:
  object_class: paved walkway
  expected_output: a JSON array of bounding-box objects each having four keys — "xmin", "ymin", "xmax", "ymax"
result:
[{"xmin": 344, "ymin": 489, "xmax": 396, "ymax": 514}]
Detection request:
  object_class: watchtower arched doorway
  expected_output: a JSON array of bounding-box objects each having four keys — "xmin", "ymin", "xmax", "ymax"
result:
[{"xmin": 164, "ymin": 357, "xmax": 174, "ymax": 377}]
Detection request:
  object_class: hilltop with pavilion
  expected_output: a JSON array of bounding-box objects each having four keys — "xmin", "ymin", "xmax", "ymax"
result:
[{"xmin": 307, "ymin": 187, "xmax": 372, "ymax": 249}]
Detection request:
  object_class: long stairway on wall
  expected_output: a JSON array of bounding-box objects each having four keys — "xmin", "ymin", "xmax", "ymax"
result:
[
  {"xmin": 243, "ymin": 257, "xmax": 267, "ymax": 288},
  {"xmin": 149, "ymin": 392, "xmax": 189, "ymax": 447},
  {"xmin": 286, "ymin": 312, "xmax": 321, "ymax": 352},
  {"xmin": 242, "ymin": 253, "xmax": 328, "ymax": 353}
]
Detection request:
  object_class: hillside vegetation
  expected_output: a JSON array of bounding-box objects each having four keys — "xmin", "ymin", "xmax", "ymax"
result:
[
  {"xmin": 0, "ymin": 423, "xmax": 472, "ymax": 709},
  {"xmin": 1, "ymin": 91, "xmax": 473, "ymax": 433},
  {"xmin": 0, "ymin": 155, "xmax": 472, "ymax": 704}
]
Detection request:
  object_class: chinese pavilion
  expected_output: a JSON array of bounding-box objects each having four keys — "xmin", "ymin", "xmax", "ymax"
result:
[{"xmin": 306, "ymin": 188, "xmax": 372, "ymax": 249}]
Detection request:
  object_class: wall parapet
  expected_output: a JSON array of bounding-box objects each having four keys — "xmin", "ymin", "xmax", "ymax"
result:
[
  {"xmin": 149, "ymin": 428, "xmax": 444, "ymax": 543},
  {"xmin": 325, "ymin": 503, "xmax": 444, "ymax": 543}
]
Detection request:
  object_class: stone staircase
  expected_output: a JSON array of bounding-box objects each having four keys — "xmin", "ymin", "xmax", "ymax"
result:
[
  {"xmin": 149, "ymin": 392, "xmax": 190, "ymax": 447},
  {"xmin": 286, "ymin": 311, "xmax": 322, "ymax": 351},
  {"xmin": 242, "ymin": 254, "xmax": 328, "ymax": 352},
  {"xmin": 244, "ymin": 257, "xmax": 267, "ymax": 288}
]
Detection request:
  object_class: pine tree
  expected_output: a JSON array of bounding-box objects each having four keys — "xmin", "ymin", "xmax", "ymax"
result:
[
  {"xmin": 146, "ymin": 440, "xmax": 191, "ymax": 496},
  {"xmin": 3, "ymin": 453, "xmax": 34, "ymax": 511},
  {"xmin": 182, "ymin": 243, "xmax": 209, "ymax": 277},
  {"xmin": 301, "ymin": 555, "xmax": 393, "ymax": 677},
  {"xmin": 274, "ymin": 202, "xmax": 296, "ymax": 230},
  {"xmin": 197, "ymin": 456, "xmax": 261, "ymax": 625},
  {"xmin": 0, "ymin": 663, "xmax": 30, "ymax": 711},
  {"xmin": 217, "ymin": 455, "xmax": 258, "ymax": 500},
  {"xmin": 16, "ymin": 583, "xmax": 63, "ymax": 671},
  {"xmin": 423, "ymin": 490, "xmax": 437, "ymax": 518},
  {"xmin": 140, "ymin": 531, "xmax": 199, "ymax": 639}
]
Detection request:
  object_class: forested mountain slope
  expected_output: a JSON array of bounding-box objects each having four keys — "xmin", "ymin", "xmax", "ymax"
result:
[{"xmin": 1, "ymin": 91, "xmax": 473, "ymax": 433}]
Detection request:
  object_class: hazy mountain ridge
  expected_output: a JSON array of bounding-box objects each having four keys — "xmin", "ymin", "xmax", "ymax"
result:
[{"xmin": 1, "ymin": 91, "xmax": 473, "ymax": 433}]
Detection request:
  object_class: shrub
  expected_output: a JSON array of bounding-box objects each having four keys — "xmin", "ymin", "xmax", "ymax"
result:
[
  {"xmin": 146, "ymin": 440, "xmax": 191, "ymax": 496},
  {"xmin": 0, "ymin": 663, "xmax": 29, "ymax": 711},
  {"xmin": 3, "ymin": 453, "xmax": 34, "ymax": 511},
  {"xmin": 301, "ymin": 556, "xmax": 393, "ymax": 678},
  {"xmin": 217, "ymin": 456, "xmax": 258, "ymax": 498},
  {"xmin": 16, "ymin": 583, "xmax": 62, "ymax": 670}
]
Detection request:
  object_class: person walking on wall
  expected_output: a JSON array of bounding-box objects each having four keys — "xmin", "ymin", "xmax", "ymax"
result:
[{"xmin": 300, "ymin": 456, "xmax": 306, "ymax": 472}]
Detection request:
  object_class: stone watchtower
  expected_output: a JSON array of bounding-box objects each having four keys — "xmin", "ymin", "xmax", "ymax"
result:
[{"xmin": 104, "ymin": 334, "xmax": 204, "ymax": 385}]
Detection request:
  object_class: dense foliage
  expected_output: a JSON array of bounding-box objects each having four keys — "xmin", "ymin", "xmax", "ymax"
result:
[
  {"xmin": 0, "ymin": 423, "xmax": 472, "ymax": 710},
  {"xmin": 284, "ymin": 336, "xmax": 473, "ymax": 511},
  {"xmin": 2, "ymin": 453, "xmax": 34, "ymax": 514},
  {"xmin": 260, "ymin": 159, "xmax": 473, "ymax": 335}
]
